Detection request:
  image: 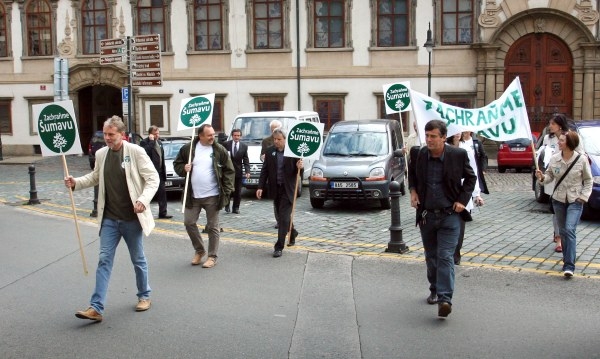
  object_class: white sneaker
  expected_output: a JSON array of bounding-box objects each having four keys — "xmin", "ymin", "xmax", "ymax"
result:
[{"xmin": 564, "ymin": 270, "xmax": 574, "ymax": 278}]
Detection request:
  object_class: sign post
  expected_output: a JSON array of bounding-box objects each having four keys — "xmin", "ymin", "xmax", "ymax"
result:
[
  {"xmin": 33, "ymin": 100, "xmax": 88, "ymax": 275},
  {"xmin": 177, "ymin": 93, "xmax": 216, "ymax": 212},
  {"xmin": 283, "ymin": 120, "xmax": 324, "ymax": 244}
]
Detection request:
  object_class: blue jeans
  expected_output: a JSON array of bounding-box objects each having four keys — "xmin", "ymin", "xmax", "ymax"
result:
[
  {"xmin": 419, "ymin": 211, "xmax": 461, "ymax": 304},
  {"xmin": 90, "ymin": 218, "xmax": 151, "ymax": 314},
  {"xmin": 552, "ymin": 199, "xmax": 583, "ymax": 272}
]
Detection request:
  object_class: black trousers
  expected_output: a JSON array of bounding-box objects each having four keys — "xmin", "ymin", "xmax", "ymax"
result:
[
  {"xmin": 157, "ymin": 179, "xmax": 168, "ymax": 216},
  {"xmin": 274, "ymin": 185, "xmax": 294, "ymax": 251},
  {"xmin": 229, "ymin": 175, "xmax": 243, "ymax": 210}
]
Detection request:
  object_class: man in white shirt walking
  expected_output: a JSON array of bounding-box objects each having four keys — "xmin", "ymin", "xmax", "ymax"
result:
[{"xmin": 173, "ymin": 124, "xmax": 235, "ymax": 268}]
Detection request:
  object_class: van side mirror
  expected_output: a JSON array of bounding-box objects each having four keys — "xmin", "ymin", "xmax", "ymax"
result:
[{"xmin": 393, "ymin": 149, "xmax": 404, "ymax": 157}]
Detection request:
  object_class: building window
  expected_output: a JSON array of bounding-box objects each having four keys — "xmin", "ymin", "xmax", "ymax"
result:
[
  {"xmin": 81, "ymin": 0, "xmax": 108, "ymax": 54},
  {"xmin": 377, "ymin": 96, "xmax": 408, "ymax": 133},
  {"xmin": 376, "ymin": 0, "xmax": 409, "ymax": 47},
  {"xmin": 193, "ymin": 0, "xmax": 223, "ymax": 51},
  {"xmin": 0, "ymin": 4, "xmax": 8, "ymax": 57},
  {"xmin": 26, "ymin": 97, "xmax": 53, "ymax": 135},
  {"xmin": 140, "ymin": 97, "xmax": 170, "ymax": 133},
  {"xmin": 136, "ymin": 0, "xmax": 168, "ymax": 51},
  {"xmin": 441, "ymin": 97, "xmax": 473, "ymax": 108},
  {"xmin": 253, "ymin": 0, "xmax": 283, "ymax": 49},
  {"xmin": 314, "ymin": 96, "xmax": 344, "ymax": 130},
  {"xmin": 0, "ymin": 100, "xmax": 12, "ymax": 135},
  {"xmin": 441, "ymin": 0, "xmax": 472, "ymax": 45},
  {"xmin": 251, "ymin": 94, "xmax": 284, "ymax": 111},
  {"xmin": 26, "ymin": 0, "xmax": 53, "ymax": 56},
  {"xmin": 306, "ymin": 0, "xmax": 351, "ymax": 49},
  {"xmin": 211, "ymin": 96, "xmax": 224, "ymax": 132}
]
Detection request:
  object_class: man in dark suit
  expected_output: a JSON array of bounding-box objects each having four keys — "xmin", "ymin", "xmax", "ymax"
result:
[
  {"xmin": 408, "ymin": 120, "xmax": 476, "ymax": 318},
  {"xmin": 140, "ymin": 125, "xmax": 172, "ymax": 219},
  {"xmin": 224, "ymin": 128, "xmax": 250, "ymax": 214},
  {"xmin": 256, "ymin": 129, "xmax": 303, "ymax": 258}
]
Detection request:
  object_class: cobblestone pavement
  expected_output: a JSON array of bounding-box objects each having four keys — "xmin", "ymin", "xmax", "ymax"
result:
[{"xmin": 1, "ymin": 155, "xmax": 599, "ymax": 277}]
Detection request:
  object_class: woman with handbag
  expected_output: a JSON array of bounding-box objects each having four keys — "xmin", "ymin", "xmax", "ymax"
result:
[
  {"xmin": 537, "ymin": 114, "xmax": 571, "ymax": 251},
  {"xmin": 536, "ymin": 131, "xmax": 592, "ymax": 278}
]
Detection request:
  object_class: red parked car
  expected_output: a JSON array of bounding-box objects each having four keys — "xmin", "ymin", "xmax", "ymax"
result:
[{"xmin": 496, "ymin": 133, "xmax": 539, "ymax": 173}]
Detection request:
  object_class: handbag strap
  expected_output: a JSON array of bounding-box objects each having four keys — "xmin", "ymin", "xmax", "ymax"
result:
[{"xmin": 551, "ymin": 154, "xmax": 581, "ymax": 196}]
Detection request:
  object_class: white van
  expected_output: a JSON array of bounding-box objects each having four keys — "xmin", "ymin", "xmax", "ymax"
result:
[{"xmin": 227, "ymin": 111, "xmax": 321, "ymax": 191}]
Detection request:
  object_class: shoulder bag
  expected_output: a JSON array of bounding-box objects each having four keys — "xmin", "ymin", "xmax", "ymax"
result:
[{"xmin": 548, "ymin": 154, "xmax": 581, "ymax": 214}]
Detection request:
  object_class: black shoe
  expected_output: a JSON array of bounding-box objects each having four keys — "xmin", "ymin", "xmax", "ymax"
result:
[
  {"xmin": 90, "ymin": 210, "xmax": 98, "ymax": 218},
  {"xmin": 438, "ymin": 302, "xmax": 452, "ymax": 317},
  {"xmin": 273, "ymin": 250, "xmax": 282, "ymax": 258},
  {"xmin": 287, "ymin": 229, "xmax": 298, "ymax": 246},
  {"xmin": 426, "ymin": 292, "xmax": 437, "ymax": 305},
  {"xmin": 224, "ymin": 206, "xmax": 230, "ymax": 213},
  {"xmin": 158, "ymin": 214, "xmax": 173, "ymax": 219},
  {"xmin": 232, "ymin": 209, "xmax": 240, "ymax": 214},
  {"xmin": 454, "ymin": 257, "xmax": 461, "ymax": 265}
]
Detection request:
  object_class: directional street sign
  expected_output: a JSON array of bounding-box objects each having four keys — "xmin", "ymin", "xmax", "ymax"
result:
[
  {"xmin": 131, "ymin": 53, "xmax": 160, "ymax": 62},
  {"xmin": 100, "ymin": 38, "xmax": 125, "ymax": 47},
  {"xmin": 99, "ymin": 37, "xmax": 126, "ymax": 65},
  {"xmin": 100, "ymin": 55, "xmax": 124, "ymax": 65},
  {"xmin": 130, "ymin": 34, "xmax": 162, "ymax": 87},
  {"xmin": 132, "ymin": 34, "xmax": 160, "ymax": 44},
  {"xmin": 132, "ymin": 79, "xmax": 162, "ymax": 86},
  {"xmin": 100, "ymin": 47, "xmax": 125, "ymax": 56},
  {"xmin": 132, "ymin": 71, "xmax": 161, "ymax": 78},
  {"xmin": 132, "ymin": 61, "xmax": 161, "ymax": 70},
  {"xmin": 132, "ymin": 44, "xmax": 160, "ymax": 53}
]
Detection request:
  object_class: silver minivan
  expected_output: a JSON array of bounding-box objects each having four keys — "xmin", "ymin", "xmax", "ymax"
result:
[{"xmin": 309, "ymin": 119, "xmax": 406, "ymax": 209}]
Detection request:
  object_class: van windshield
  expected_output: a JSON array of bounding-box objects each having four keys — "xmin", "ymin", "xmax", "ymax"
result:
[
  {"xmin": 323, "ymin": 131, "xmax": 388, "ymax": 156},
  {"xmin": 231, "ymin": 116, "xmax": 296, "ymax": 142}
]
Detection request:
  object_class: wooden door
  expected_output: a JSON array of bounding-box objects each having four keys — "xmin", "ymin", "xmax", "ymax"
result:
[{"xmin": 505, "ymin": 33, "xmax": 573, "ymax": 133}]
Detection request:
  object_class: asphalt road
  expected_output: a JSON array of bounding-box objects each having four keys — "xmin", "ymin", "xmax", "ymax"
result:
[
  {"xmin": 1, "ymin": 155, "xmax": 600, "ymax": 358},
  {"xmin": 1, "ymin": 204, "xmax": 600, "ymax": 358}
]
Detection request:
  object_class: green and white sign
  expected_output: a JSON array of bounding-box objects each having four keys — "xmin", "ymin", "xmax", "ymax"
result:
[
  {"xmin": 410, "ymin": 77, "xmax": 532, "ymax": 142},
  {"xmin": 178, "ymin": 93, "xmax": 215, "ymax": 130},
  {"xmin": 383, "ymin": 81, "xmax": 411, "ymax": 114},
  {"xmin": 34, "ymin": 100, "xmax": 83, "ymax": 156},
  {"xmin": 284, "ymin": 120, "xmax": 324, "ymax": 160}
]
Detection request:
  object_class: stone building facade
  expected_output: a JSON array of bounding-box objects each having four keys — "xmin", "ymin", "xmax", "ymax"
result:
[{"xmin": 0, "ymin": 0, "xmax": 598, "ymax": 155}]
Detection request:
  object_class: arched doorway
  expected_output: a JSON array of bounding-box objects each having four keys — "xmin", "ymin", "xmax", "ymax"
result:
[
  {"xmin": 505, "ymin": 33, "xmax": 573, "ymax": 133},
  {"xmin": 69, "ymin": 64, "xmax": 128, "ymax": 153},
  {"xmin": 78, "ymin": 85, "xmax": 123, "ymax": 153}
]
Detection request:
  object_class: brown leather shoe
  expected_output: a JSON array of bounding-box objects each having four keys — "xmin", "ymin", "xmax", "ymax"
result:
[
  {"xmin": 202, "ymin": 256, "xmax": 217, "ymax": 268},
  {"xmin": 136, "ymin": 298, "xmax": 151, "ymax": 312},
  {"xmin": 191, "ymin": 251, "xmax": 206, "ymax": 265},
  {"xmin": 438, "ymin": 302, "xmax": 452, "ymax": 317},
  {"xmin": 75, "ymin": 307, "xmax": 102, "ymax": 321}
]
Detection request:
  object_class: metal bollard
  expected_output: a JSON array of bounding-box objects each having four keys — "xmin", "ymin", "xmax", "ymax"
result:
[
  {"xmin": 385, "ymin": 180, "xmax": 409, "ymax": 253},
  {"xmin": 28, "ymin": 164, "xmax": 40, "ymax": 205}
]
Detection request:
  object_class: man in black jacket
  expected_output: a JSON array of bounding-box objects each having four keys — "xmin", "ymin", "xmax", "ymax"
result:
[
  {"xmin": 223, "ymin": 128, "xmax": 250, "ymax": 214},
  {"xmin": 256, "ymin": 129, "xmax": 303, "ymax": 258},
  {"xmin": 408, "ymin": 120, "xmax": 476, "ymax": 318},
  {"xmin": 140, "ymin": 125, "xmax": 172, "ymax": 219}
]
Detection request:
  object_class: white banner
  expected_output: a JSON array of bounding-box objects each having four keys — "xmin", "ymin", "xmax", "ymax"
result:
[{"xmin": 410, "ymin": 77, "xmax": 532, "ymax": 143}]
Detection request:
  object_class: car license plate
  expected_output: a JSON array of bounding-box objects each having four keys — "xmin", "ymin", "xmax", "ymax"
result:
[
  {"xmin": 511, "ymin": 147, "xmax": 526, "ymax": 152},
  {"xmin": 244, "ymin": 178, "xmax": 259, "ymax": 184},
  {"xmin": 331, "ymin": 182, "xmax": 359, "ymax": 189},
  {"xmin": 165, "ymin": 181, "xmax": 173, "ymax": 187}
]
